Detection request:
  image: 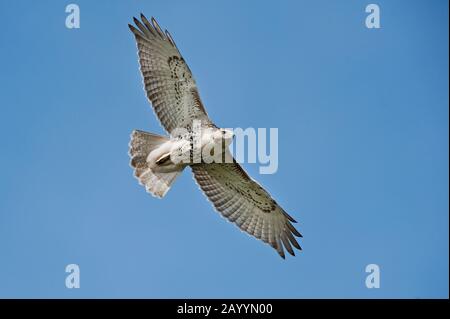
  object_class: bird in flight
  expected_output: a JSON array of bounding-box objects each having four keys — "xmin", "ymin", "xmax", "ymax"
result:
[{"xmin": 128, "ymin": 14, "xmax": 302, "ymax": 258}]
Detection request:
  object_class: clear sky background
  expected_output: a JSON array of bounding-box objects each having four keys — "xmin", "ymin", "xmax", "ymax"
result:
[{"xmin": 0, "ymin": 0, "xmax": 448, "ymax": 298}]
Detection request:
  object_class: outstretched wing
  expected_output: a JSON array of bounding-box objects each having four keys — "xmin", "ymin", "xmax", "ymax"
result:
[
  {"xmin": 129, "ymin": 14, "xmax": 212, "ymax": 134},
  {"xmin": 192, "ymin": 162, "xmax": 302, "ymax": 258}
]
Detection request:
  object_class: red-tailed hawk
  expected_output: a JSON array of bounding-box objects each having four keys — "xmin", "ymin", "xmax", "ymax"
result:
[{"xmin": 128, "ymin": 14, "xmax": 302, "ymax": 258}]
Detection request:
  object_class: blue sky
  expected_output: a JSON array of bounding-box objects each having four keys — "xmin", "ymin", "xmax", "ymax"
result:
[{"xmin": 0, "ymin": 0, "xmax": 448, "ymax": 298}]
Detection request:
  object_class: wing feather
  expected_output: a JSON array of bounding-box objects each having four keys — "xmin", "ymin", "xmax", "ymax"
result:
[
  {"xmin": 129, "ymin": 15, "xmax": 212, "ymax": 134},
  {"xmin": 192, "ymin": 162, "xmax": 302, "ymax": 258}
]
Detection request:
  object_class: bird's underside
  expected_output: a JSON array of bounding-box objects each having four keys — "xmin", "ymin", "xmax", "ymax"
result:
[{"xmin": 128, "ymin": 14, "xmax": 302, "ymax": 258}]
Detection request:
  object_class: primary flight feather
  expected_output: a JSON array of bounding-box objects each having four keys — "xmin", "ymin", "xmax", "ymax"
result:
[{"xmin": 128, "ymin": 14, "xmax": 302, "ymax": 258}]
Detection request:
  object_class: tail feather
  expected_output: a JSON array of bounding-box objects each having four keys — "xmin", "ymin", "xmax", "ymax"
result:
[
  {"xmin": 129, "ymin": 130, "xmax": 182, "ymax": 198},
  {"xmin": 137, "ymin": 168, "xmax": 182, "ymax": 198}
]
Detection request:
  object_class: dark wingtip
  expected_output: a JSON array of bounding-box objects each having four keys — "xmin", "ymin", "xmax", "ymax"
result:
[
  {"xmin": 288, "ymin": 213, "xmax": 297, "ymax": 223},
  {"xmin": 292, "ymin": 242, "xmax": 301, "ymax": 250},
  {"xmin": 128, "ymin": 23, "xmax": 137, "ymax": 33},
  {"xmin": 286, "ymin": 247, "xmax": 295, "ymax": 257},
  {"xmin": 151, "ymin": 17, "xmax": 162, "ymax": 30},
  {"xmin": 128, "ymin": 23, "xmax": 140, "ymax": 37},
  {"xmin": 282, "ymin": 210, "xmax": 297, "ymax": 223},
  {"xmin": 287, "ymin": 222, "xmax": 302, "ymax": 237},
  {"xmin": 277, "ymin": 247, "xmax": 286, "ymax": 259}
]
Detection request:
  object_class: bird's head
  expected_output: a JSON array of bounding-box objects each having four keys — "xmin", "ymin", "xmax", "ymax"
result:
[{"xmin": 213, "ymin": 128, "xmax": 234, "ymax": 142}]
